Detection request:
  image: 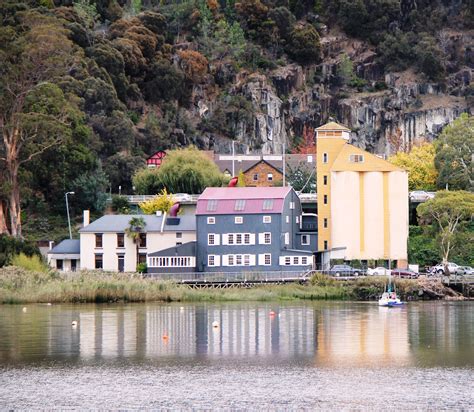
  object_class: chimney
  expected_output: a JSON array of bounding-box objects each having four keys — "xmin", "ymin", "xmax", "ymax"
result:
[
  {"xmin": 83, "ymin": 210, "xmax": 90, "ymax": 227},
  {"xmin": 49, "ymin": 241, "xmax": 55, "ymax": 251},
  {"xmin": 155, "ymin": 210, "xmax": 162, "ymax": 217}
]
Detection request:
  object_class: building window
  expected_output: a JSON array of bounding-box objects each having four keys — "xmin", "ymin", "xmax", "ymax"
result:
[
  {"xmin": 323, "ymin": 153, "xmax": 328, "ymax": 163},
  {"xmin": 301, "ymin": 235, "xmax": 310, "ymax": 245},
  {"xmin": 228, "ymin": 234, "xmax": 234, "ymax": 245},
  {"xmin": 235, "ymin": 255, "xmax": 242, "ymax": 265},
  {"xmin": 293, "ymin": 256, "xmax": 299, "ymax": 265},
  {"xmin": 286, "ymin": 216, "xmax": 289, "ymax": 224},
  {"xmin": 253, "ymin": 173, "xmax": 259, "ymax": 181},
  {"xmin": 95, "ymin": 234, "xmax": 103, "ymax": 248},
  {"xmin": 302, "ymin": 256, "xmax": 308, "ymax": 265},
  {"xmin": 208, "ymin": 233, "xmax": 216, "ymax": 245},
  {"xmin": 244, "ymin": 233, "xmax": 250, "ymax": 244},
  {"xmin": 290, "ymin": 201, "xmax": 295, "ymax": 209},
  {"xmin": 207, "ymin": 216, "xmax": 215, "ymax": 224},
  {"xmin": 235, "ymin": 216, "xmax": 243, "ymax": 224},
  {"xmin": 244, "ymin": 254, "xmax": 250, "ymax": 266},
  {"xmin": 207, "ymin": 199, "xmax": 218, "ymax": 211},
  {"xmin": 284, "ymin": 232, "xmax": 290, "ymax": 245},
  {"xmin": 176, "ymin": 242, "xmax": 182, "ymax": 246},
  {"xmin": 263, "ymin": 215, "xmax": 271, "ymax": 223},
  {"xmin": 324, "ymin": 218, "xmax": 328, "ymax": 228},
  {"xmin": 264, "ymin": 254, "xmax": 271, "ymax": 265},
  {"xmin": 228, "ymin": 255, "xmax": 234, "ymax": 266},
  {"xmin": 208, "ymin": 255, "xmax": 216, "ymax": 267},
  {"xmin": 323, "ymin": 175, "xmax": 328, "ymax": 185},
  {"xmin": 307, "ymin": 155, "xmax": 313, "ymax": 163},
  {"xmin": 176, "ymin": 232, "xmax": 182, "ymax": 239},
  {"xmin": 323, "ymin": 195, "xmax": 328, "ymax": 205},
  {"xmin": 117, "ymin": 233, "xmax": 124, "ymax": 248},
  {"xmin": 235, "ymin": 199, "xmax": 246, "ymax": 211},
  {"xmin": 324, "ymin": 240, "xmax": 328, "ymax": 250},
  {"xmin": 262, "ymin": 199, "xmax": 274, "ymax": 210},
  {"xmin": 267, "ymin": 173, "xmax": 273, "ymax": 181},
  {"xmin": 95, "ymin": 254, "xmax": 103, "ymax": 269},
  {"xmin": 56, "ymin": 259, "xmax": 63, "ymax": 270},
  {"xmin": 264, "ymin": 232, "xmax": 271, "ymax": 244},
  {"xmin": 285, "ymin": 256, "xmax": 291, "ymax": 265},
  {"xmin": 139, "ymin": 253, "xmax": 147, "ymax": 264},
  {"xmin": 296, "ymin": 216, "xmax": 300, "ymax": 224},
  {"xmin": 236, "ymin": 233, "xmax": 242, "ymax": 244},
  {"xmin": 349, "ymin": 154, "xmax": 364, "ymax": 163},
  {"xmin": 139, "ymin": 233, "xmax": 147, "ymax": 248}
]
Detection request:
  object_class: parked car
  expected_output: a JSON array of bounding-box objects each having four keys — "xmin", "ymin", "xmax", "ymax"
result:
[
  {"xmin": 367, "ymin": 267, "xmax": 391, "ymax": 276},
  {"xmin": 328, "ymin": 264, "xmax": 361, "ymax": 277},
  {"xmin": 456, "ymin": 266, "xmax": 474, "ymax": 275},
  {"xmin": 430, "ymin": 262, "xmax": 460, "ymax": 275},
  {"xmin": 409, "ymin": 191, "xmax": 435, "ymax": 202},
  {"xmin": 391, "ymin": 269, "xmax": 419, "ymax": 279}
]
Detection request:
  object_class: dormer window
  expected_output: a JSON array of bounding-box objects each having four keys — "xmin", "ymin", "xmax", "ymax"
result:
[
  {"xmin": 234, "ymin": 199, "xmax": 246, "ymax": 211},
  {"xmin": 207, "ymin": 199, "xmax": 218, "ymax": 211},
  {"xmin": 262, "ymin": 199, "xmax": 274, "ymax": 210},
  {"xmin": 349, "ymin": 154, "xmax": 364, "ymax": 163}
]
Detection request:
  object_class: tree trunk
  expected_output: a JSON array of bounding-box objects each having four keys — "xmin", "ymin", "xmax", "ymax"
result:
[
  {"xmin": 0, "ymin": 200, "xmax": 9, "ymax": 235},
  {"xmin": 7, "ymin": 162, "xmax": 21, "ymax": 238}
]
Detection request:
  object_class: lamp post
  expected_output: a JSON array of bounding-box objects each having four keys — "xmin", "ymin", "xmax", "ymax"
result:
[{"xmin": 65, "ymin": 191, "xmax": 75, "ymax": 239}]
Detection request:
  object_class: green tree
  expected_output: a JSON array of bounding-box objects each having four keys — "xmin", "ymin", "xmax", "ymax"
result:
[
  {"xmin": 133, "ymin": 147, "xmax": 225, "ymax": 194},
  {"xmin": 286, "ymin": 162, "xmax": 316, "ymax": 193},
  {"xmin": 389, "ymin": 143, "xmax": 438, "ymax": 190},
  {"xmin": 125, "ymin": 216, "xmax": 146, "ymax": 267},
  {"xmin": 435, "ymin": 114, "xmax": 474, "ymax": 191},
  {"xmin": 71, "ymin": 167, "xmax": 109, "ymax": 213},
  {"xmin": 286, "ymin": 24, "xmax": 320, "ymax": 64},
  {"xmin": 0, "ymin": 12, "xmax": 78, "ymax": 237},
  {"xmin": 417, "ymin": 191, "xmax": 474, "ymax": 273}
]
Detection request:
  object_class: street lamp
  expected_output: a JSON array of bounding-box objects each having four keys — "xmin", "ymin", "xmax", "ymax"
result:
[{"xmin": 65, "ymin": 191, "xmax": 75, "ymax": 239}]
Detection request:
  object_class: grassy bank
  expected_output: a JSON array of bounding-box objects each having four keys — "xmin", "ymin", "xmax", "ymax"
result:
[{"xmin": 0, "ymin": 266, "xmax": 454, "ymax": 304}]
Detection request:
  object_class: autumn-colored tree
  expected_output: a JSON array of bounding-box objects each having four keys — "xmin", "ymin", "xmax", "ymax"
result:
[
  {"xmin": 237, "ymin": 170, "xmax": 246, "ymax": 187},
  {"xmin": 178, "ymin": 50, "xmax": 209, "ymax": 83},
  {"xmin": 292, "ymin": 124, "xmax": 316, "ymax": 154},
  {"xmin": 389, "ymin": 143, "xmax": 437, "ymax": 190},
  {"xmin": 139, "ymin": 189, "xmax": 175, "ymax": 214}
]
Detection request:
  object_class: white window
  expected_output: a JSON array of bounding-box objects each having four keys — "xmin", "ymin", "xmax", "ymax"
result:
[
  {"xmin": 208, "ymin": 255, "xmax": 215, "ymax": 266},
  {"xmin": 207, "ymin": 217, "xmax": 215, "ymax": 224},
  {"xmin": 290, "ymin": 201, "xmax": 295, "ymax": 209},
  {"xmin": 264, "ymin": 254, "xmax": 271, "ymax": 265},
  {"xmin": 262, "ymin": 199, "xmax": 274, "ymax": 210},
  {"xmin": 235, "ymin": 216, "xmax": 243, "ymax": 224},
  {"xmin": 286, "ymin": 216, "xmax": 289, "ymax": 224},
  {"xmin": 244, "ymin": 233, "xmax": 250, "ymax": 244},
  {"xmin": 301, "ymin": 234, "xmax": 310, "ymax": 245},
  {"xmin": 349, "ymin": 154, "xmax": 364, "ymax": 163},
  {"xmin": 207, "ymin": 199, "xmax": 218, "ymax": 211},
  {"xmin": 264, "ymin": 232, "xmax": 271, "ymax": 244},
  {"xmin": 296, "ymin": 216, "xmax": 299, "ymax": 224},
  {"xmin": 267, "ymin": 173, "xmax": 273, "ymax": 181},
  {"xmin": 285, "ymin": 257, "xmax": 291, "ymax": 265},
  {"xmin": 307, "ymin": 155, "xmax": 313, "ymax": 163},
  {"xmin": 228, "ymin": 255, "xmax": 234, "ymax": 266},
  {"xmin": 234, "ymin": 199, "xmax": 246, "ymax": 211},
  {"xmin": 293, "ymin": 256, "xmax": 299, "ymax": 265},
  {"xmin": 236, "ymin": 233, "xmax": 242, "ymax": 244},
  {"xmin": 208, "ymin": 234, "xmax": 220, "ymax": 245},
  {"xmin": 263, "ymin": 215, "xmax": 271, "ymax": 223},
  {"xmin": 323, "ymin": 153, "xmax": 328, "ymax": 163},
  {"xmin": 228, "ymin": 234, "xmax": 234, "ymax": 245},
  {"xmin": 244, "ymin": 254, "xmax": 250, "ymax": 266},
  {"xmin": 284, "ymin": 232, "xmax": 289, "ymax": 245},
  {"xmin": 236, "ymin": 255, "xmax": 242, "ymax": 265},
  {"xmin": 301, "ymin": 256, "xmax": 308, "ymax": 265}
]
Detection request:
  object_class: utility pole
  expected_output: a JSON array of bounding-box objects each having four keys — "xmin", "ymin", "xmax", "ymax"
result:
[{"xmin": 65, "ymin": 192, "xmax": 75, "ymax": 239}]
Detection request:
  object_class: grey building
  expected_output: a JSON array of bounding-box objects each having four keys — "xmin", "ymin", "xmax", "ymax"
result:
[{"xmin": 195, "ymin": 187, "xmax": 316, "ymax": 273}]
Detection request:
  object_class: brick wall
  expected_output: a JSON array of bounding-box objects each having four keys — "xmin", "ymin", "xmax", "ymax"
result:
[{"xmin": 243, "ymin": 161, "xmax": 283, "ymax": 187}]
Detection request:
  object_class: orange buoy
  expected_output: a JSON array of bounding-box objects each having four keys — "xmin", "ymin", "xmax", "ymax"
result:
[
  {"xmin": 269, "ymin": 310, "xmax": 276, "ymax": 317},
  {"xmin": 162, "ymin": 334, "xmax": 169, "ymax": 340}
]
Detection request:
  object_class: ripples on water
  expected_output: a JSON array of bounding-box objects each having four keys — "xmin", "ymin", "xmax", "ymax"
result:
[{"xmin": 0, "ymin": 301, "xmax": 473, "ymax": 409}]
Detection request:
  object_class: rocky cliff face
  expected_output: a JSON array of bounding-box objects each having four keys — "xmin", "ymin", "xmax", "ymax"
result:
[{"xmin": 196, "ymin": 29, "xmax": 473, "ymax": 155}]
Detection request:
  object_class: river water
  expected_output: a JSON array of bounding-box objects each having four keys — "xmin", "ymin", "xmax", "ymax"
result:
[{"xmin": 0, "ymin": 301, "xmax": 473, "ymax": 409}]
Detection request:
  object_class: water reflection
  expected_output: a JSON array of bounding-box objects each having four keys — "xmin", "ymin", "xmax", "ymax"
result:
[{"xmin": 0, "ymin": 302, "xmax": 473, "ymax": 367}]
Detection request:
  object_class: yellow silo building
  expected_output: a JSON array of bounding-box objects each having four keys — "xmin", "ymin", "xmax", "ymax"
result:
[{"xmin": 316, "ymin": 122, "xmax": 408, "ymax": 269}]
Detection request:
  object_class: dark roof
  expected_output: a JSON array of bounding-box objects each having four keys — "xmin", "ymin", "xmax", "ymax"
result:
[
  {"xmin": 48, "ymin": 239, "xmax": 80, "ymax": 255},
  {"xmin": 79, "ymin": 214, "xmax": 196, "ymax": 233},
  {"xmin": 243, "ymin": 159, "xmax": 282, "ymax": 174},
  {"xmin": 148, "ymin": 241, "xmax": 196, "ymax": 257}
]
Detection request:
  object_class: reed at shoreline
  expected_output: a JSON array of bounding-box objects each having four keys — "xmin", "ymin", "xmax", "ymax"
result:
[{"xmin": 0, "ymin": 266, "xmax": 458, "ymax": 304}]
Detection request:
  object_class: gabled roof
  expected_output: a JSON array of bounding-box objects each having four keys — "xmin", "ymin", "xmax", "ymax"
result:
[
  {"xmin": 243, "ymin": 159, "xmax": 283, "ymax": 174},
  {"xmin": 48, "ymin": 239, "xmax": 80, "ymax": 255},
  {"xmin": 148, "ymin": 241, "xmax": 196, "ymax": 257},
  {"xmin": 79, "ymin": 214, "xmax": 196, "ymax": 233},
  {"xmin": 316, "ymin": 122, "xmax": 350, "ymax": 131},
  {"xmin": 196, "ymin": 187, "xmax": 292, "ymax": 215},
  {"xmin": 330, "ymin": 143, "xmax": 404, "ymax": 172}
]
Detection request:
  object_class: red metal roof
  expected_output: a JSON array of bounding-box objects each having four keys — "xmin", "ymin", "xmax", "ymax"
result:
[{"xmin": 196, "ymin": 187, "xmax": 291, "ymax": 215}]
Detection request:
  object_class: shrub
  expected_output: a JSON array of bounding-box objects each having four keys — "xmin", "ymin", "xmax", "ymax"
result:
[
  {"xmin": 11, "ymin": 253, "xmax": 48, "ymax": 273},
  {"xmin": 286, "ymin": 24, "xmax": 320, "ymax": 64},
  {"xmin": 0, "ymin": 235, "xmax": 40, "ymax": 267},
  {"xmin": 111, "ymin": 195, "xmax": 131, "ymax": 213}
]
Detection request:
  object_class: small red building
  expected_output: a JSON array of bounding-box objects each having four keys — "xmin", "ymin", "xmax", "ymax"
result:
[{"xmin": 146, "ymin": 151, "xmax": 166, "ymax": 168}]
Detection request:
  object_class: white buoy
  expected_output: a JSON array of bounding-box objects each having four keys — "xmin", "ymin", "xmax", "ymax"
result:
[
  {"xmin": 47, "ymin": 303, "xmax": 52, "ymax": 306},
  {"xmin": 22, "ymin": 307, "xmax": 27, "ymax": 313},
  {"xmin": 71, "ymin": 321, "xmax": 78, "ymax": 327},
  {"xmin": 212, "ymin": 321, "xmax": 219, "ymax": 328}
]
